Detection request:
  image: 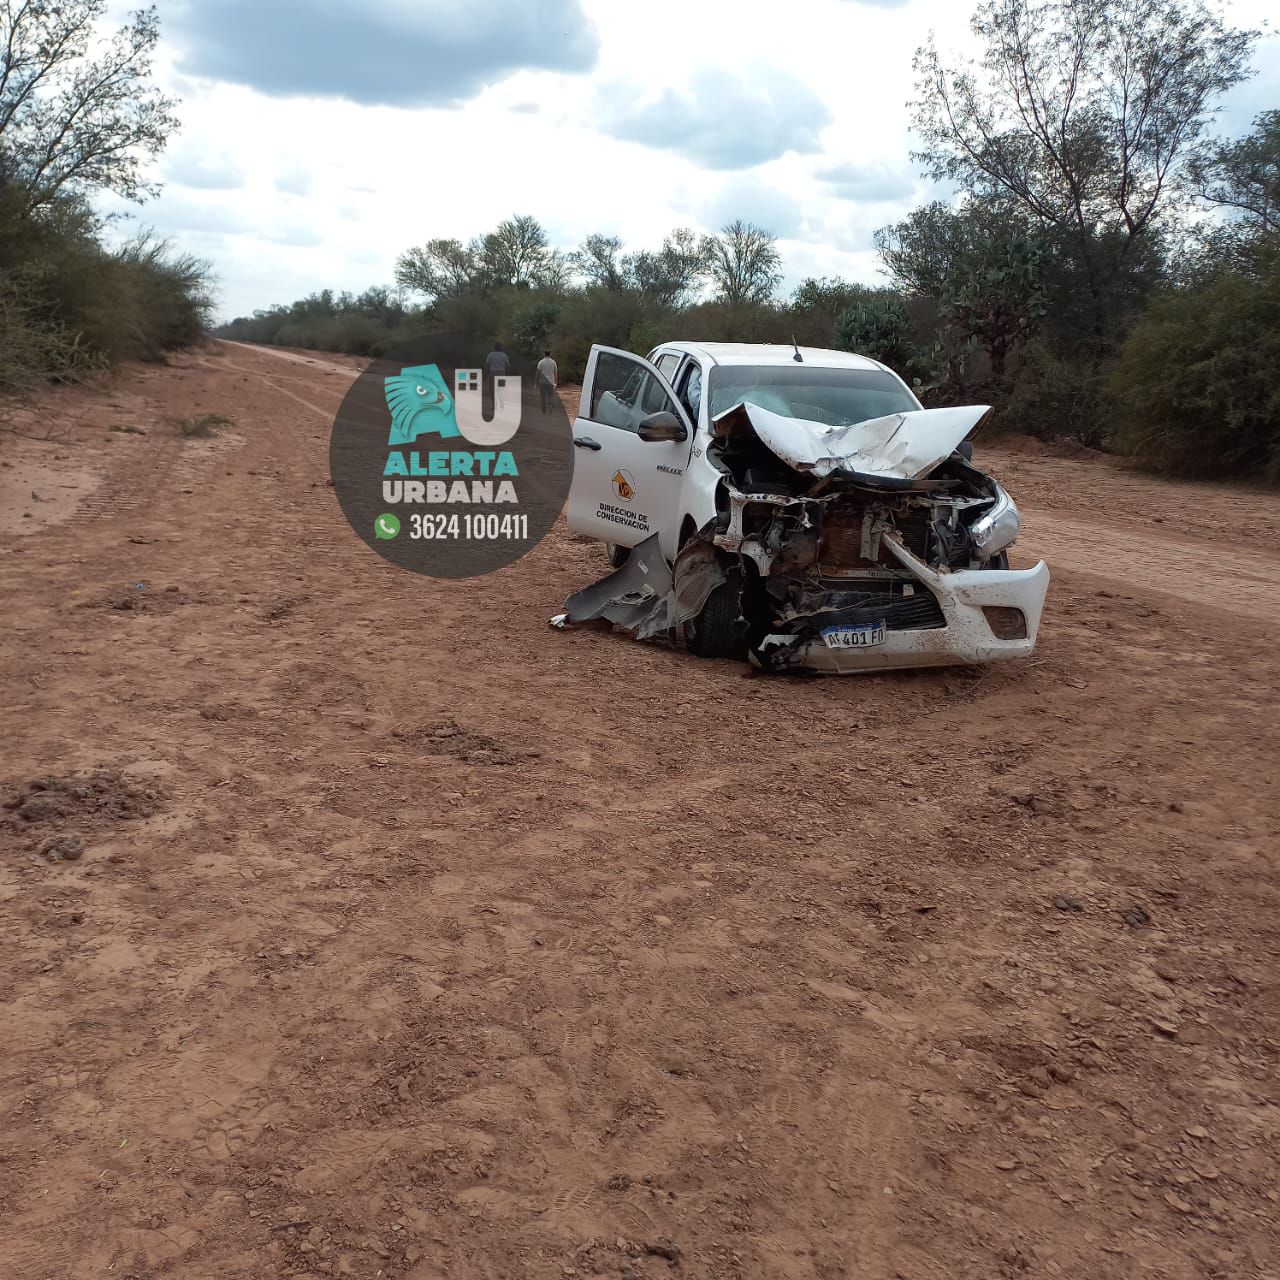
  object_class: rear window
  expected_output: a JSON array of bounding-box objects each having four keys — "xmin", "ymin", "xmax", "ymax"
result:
[{"xmin": 708, "ymin": 365, "xmax": 919, "ymax": 427}]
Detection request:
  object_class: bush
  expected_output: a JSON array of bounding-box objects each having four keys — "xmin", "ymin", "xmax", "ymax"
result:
[
  {"xmin": 1000, "ymin": 340, "xmax": 1109, "ymax": 445},
  {"xmin": 0, "ymin": 192, "xmax": 214, "ymax": 401},
  {"xmin": 173, "ymin": 412, "xmax": 231, "ymax": 438},
  {"xmin": 834, "ymin": 295, "xmax": 933, "ymax": 384},
  {"xmin": 679, "ymin": 300, "xmax": 793, "ymax": 344},
  {"xmin": 1106, "ymin": 258, "xmax": 1280, "ymax": 480},
  {"xmin": 511, "ymin": 299, "xmax": 560, "ymax": 356},
  {"xmin": 549, "ymin": 288, "xmax": 661, "ymax": 380}
]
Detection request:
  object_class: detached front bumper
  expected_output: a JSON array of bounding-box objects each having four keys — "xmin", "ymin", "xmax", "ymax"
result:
[{"xmin": 752, "ymin": 536, "xmax": 1051, "ymax": 674}]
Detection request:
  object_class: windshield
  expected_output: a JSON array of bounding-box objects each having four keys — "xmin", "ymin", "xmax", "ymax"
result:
[{"xmin": 707, "ymin": 365, "xmax": 919, "ymax": 427}]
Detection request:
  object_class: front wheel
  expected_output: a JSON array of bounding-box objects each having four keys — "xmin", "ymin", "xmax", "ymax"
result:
[{"xmin": 683, "ymin": 570, "xmax": 747, "ymax": 659}]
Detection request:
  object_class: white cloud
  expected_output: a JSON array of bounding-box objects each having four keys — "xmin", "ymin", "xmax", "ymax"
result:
[
  {"xmin": 125, "ymin": 0, "xmax": 1278, "ymax": 320},
  {"xmin": 168, "ymin": 0, "xmax": 599, "ymax": 108},
  {"xmin": 597, "ymin": 67, "xmax": 829, "ymax": 169}
]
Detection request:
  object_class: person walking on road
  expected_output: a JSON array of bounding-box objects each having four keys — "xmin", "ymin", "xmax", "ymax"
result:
[
  {"xmin": 484, "ymin": 341, "xmax": 510, "ymax": 378},
  {"xmin": 483, "ymin": 340, "xmax": 510, "ymax": 410},
  {"xmin": 536, "ymin": 348, "xmax": 558, "ymax": 413}
]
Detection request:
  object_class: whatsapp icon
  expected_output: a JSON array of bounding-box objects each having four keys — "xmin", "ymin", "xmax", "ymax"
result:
[{"xmin": 374, "ymin": 512, "xmax": 400, "ymax": 540}]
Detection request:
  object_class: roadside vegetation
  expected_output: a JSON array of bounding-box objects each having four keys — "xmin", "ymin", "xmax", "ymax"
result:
[
  {"xmin": 172, "ymin": 412, "xmax": 231, "ymax": 439},
  {"xmin": 0, "ymin": 2, "xmax": 214, "ymax": 417},
  {"xmin": 219, "ymin": 0, "xmax": 1277, "ymax": 482}
]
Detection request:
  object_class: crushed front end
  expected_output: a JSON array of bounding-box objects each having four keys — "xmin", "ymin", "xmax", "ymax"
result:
[{"xmin": 708, "ymin": 403, "xmax": 1049, "ymax": 673}]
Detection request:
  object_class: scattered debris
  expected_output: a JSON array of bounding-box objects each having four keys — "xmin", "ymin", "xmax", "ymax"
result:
[
  {"xmin": 81, "ymin": 586, "xmax": 194, "ymax": 614},
  {"xmin": 38, "ymin": 834, "xmax": 84, "ymax": 861},
  {"xmin": 172, "ymin": 412, "xmax": 232, "ymax": 439},
  {"xmin": 392, "ymin": 720, "xmax": 540, "ymax": 767},
  {"xmin": 643, "ymin": 1239, "xmax": 681, "ymax": 1264},
  {"xmin": 3, "ymin": 769, "xmax": 164, "ymax": 829}
]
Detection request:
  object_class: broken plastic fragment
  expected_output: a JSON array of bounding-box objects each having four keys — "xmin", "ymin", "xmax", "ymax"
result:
[{"xmin": 554, "ymin": 530, "xmax": 726, "ymax": 643}]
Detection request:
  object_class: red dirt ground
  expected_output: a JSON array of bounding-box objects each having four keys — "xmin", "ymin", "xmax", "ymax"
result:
[{"xmin": 1, "ymin": 342, "xmax": 1277, "ymax": 1279}]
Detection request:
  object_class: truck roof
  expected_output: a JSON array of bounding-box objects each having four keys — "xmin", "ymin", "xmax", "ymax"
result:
[{"xmin": 656, "ymin": 341, "xmax": 889, "ymax": 372}]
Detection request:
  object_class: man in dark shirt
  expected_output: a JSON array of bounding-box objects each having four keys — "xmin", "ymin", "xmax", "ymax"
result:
[
  {"xmin": 484, "ymin": 341, "xmax": 510, "ymax": 376},
  {"xmin": 482, "ymin": 341, "xmax": 510, "ymax": 413}
]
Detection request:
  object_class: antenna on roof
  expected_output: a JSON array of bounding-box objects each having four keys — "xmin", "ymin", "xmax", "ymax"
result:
[{"xmin": 791, "ymin": 335, "xmax": 803, "ymax": 362}]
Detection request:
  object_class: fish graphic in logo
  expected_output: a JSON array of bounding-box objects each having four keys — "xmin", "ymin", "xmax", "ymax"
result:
[{"xmin": 385, "ymin": 364, "xmax": 459, "ymax": 443}]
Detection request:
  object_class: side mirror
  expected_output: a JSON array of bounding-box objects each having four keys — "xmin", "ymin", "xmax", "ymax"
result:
[{"xmin": 637, "ymin": 411, "xmax": 688, "ymax": 443}]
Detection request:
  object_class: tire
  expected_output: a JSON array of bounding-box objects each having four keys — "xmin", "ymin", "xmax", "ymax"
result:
[
  {"xmin": 606, "ymin": 543, "xmax": 629, "ymax": 569},
  {"xmin": 683, "ymin": 571, "xmax": 746, "ymax": 659}
]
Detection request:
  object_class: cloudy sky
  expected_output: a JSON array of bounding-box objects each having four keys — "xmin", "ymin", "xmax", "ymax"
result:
[{"xmin": 103, "ymin": 0, "xmax": 1278, "ymax": 320}]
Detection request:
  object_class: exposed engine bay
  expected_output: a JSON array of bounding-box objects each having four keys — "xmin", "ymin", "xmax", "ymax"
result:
[{"xmin": 706, "ymin": 402, "xmax": 1018, "ymax": 668}]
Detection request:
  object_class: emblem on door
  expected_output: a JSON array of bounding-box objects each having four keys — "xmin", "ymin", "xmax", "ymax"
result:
[{"xmin": 611, "ymin": 469, "xmax": 636, "ymax": 501}]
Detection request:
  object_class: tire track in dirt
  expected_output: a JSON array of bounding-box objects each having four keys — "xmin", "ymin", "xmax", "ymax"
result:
[
  {"xmin": 193, "ymin": 352, "xmax": 343, "ymax": 424},
  {"xmin": 221, "ymin": 341, "xmax": 363, "ymax": 380},
  {"xmin": 1021, "ymin": 509, "xmax": 1280, "ymax": 619},
  {"xmin": 6, "ymin": 347, "xmax": 1277, "ymax": 1280}
]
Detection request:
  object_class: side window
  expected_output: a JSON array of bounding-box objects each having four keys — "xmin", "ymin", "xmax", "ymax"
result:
[
  {"xmin": 640, "ymin": 372, "xmax": 676, "ymax": 415},
  {"xmin": 590, "ymin": 351, "xmax": 684, "ymax": 433},
  {"xmin": 677, "ymin": 360, "xmax": 704, "ymax": 424},
  {"xmin": 654, "ymin": 352, "xmax": 680, "ymax": 379}
]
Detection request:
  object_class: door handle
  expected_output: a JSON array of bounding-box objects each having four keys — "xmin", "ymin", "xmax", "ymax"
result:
[{"xmin": 573, "ymin": 436, "xmax": 602, "ymax": 451}]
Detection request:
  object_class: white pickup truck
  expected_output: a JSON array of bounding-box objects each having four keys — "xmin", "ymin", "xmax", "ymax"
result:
[{"xmin": 561, "ymin": 340, "xmax": 1049, "ymax": 674}]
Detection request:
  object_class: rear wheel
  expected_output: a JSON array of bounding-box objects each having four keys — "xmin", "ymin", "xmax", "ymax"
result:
[
  {"xmin": 683, "ymin": 569, "xmax": 747, "ymax": 659},
  {"xmin": 606, "ymin": 543, "xmax": 629, "ymax": 569}
]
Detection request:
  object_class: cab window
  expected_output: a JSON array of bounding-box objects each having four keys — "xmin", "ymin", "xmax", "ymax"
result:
[
  {"xmin": 676, "ymin": 361, "xmax": 703, "ymax": 425},
  {"xmin": 654, "ymin": 352, "xmax": 680, "ymax": 380},
  {"xmin": 590, "ymin": 350, "xmax": 683, "ymax": 434}
]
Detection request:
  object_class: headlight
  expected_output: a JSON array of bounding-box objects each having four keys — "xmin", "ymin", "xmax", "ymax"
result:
[{"xmin": 971, "ymin": 485, "xmax": 1020, "ymax": 558}]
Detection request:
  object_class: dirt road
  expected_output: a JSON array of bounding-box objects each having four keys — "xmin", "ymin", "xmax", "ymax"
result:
[{"xmin": 2, "ymin": 343, "xmax": 1277, "ymax": 1279}]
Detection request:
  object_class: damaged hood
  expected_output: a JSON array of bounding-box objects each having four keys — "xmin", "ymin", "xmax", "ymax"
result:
[{"xmin": 714, "ymin": 401, "xmax": 991, "ymax": 481}]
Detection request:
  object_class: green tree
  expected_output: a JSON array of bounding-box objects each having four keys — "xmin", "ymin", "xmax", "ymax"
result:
[
  {"xmin": 1107, "ymin": 251, "xmax": 1280, "ymax": 479},
  {"xmin": 570, "ymin": 233, "xmax": 626, "ymax": 290},
  {"xmin": 394, "ymin": 238, "xmax": 482, "ymax": 300},
  {"xmin": 533, "ymin": 249, "xmax": 573, "ymax": 292},
  {"xmin": 511, "ymin": 298, "xmax": 560, "ymax": 355},
  {"xmin": 703, "ymin": 221, "xmax": 781, "ymax": 306},
  {"xmin": 1186, "ymin": 111, "xmax": 1280, "ymax": 277},
  {"xmin": 877, "ymin": 200, "xmax": 1045, "ymax": 386},
  {"xmin": 912, "ymin": 0, "xmax": 1256, "ymax": 342},
  {"xmin": 624, "ymin": 228, "xmax": 709, "ymax": 307},
  {"xmin": 1191, "ymin": 110, "xmax": 1280, "ymax": 237},
  {"xmin": 834, "ymin": 295, "xmax": 921, "ymax": 375},
  {"xmin": 0, "ymin": 1, "xmax": 178, "ymax": 213},
  {"xmin": 792, "ymin": 277, "xmax": 877, "ymax": 316},
  {"xmin": 479, "ymin": 214, "xmax": 550, "ymax": 289}
]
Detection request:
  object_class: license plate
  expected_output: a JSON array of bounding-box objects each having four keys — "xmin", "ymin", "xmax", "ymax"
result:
[{"xmin": 821, "ymin": 622, "xmax": 886, "ymax": 649}]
